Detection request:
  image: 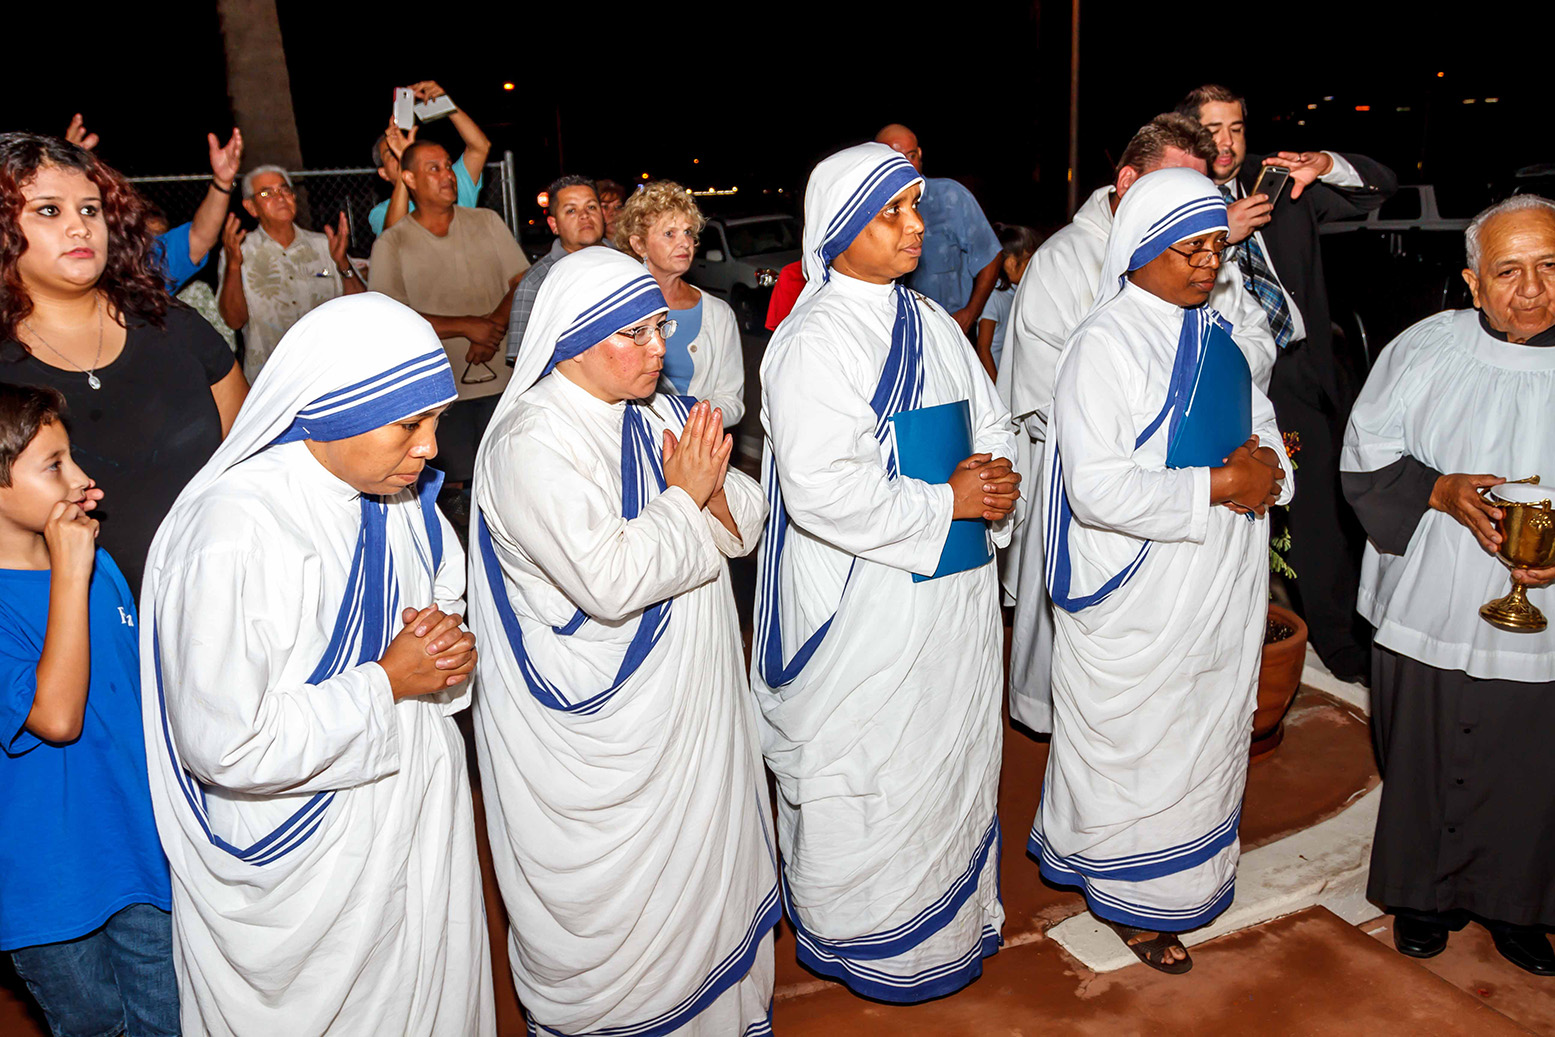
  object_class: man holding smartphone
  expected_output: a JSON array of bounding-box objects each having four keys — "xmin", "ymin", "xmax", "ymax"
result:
[
  {"xmin": 1178, "ymin": 84, "xmax": 1397, "ymax": 686},
  {"xmin": 369, "ymin": 80, "xmax": 491, "ymax": 237}
]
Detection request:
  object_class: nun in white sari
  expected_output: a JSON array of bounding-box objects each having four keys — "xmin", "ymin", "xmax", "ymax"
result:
[
  {"xmin": 753, "ymin": 143, "xmax": 1017, "ymax": 1001},
  {"xmin": 468, "ymin": 248, "xmax": 777, "ymax": 1037},
  {"xmin": 140, "ymin": 293, "xmax": 493, "ymax": 1035},
  {"xmin": 1030, "ymin": 169, "xmax": 1292, "ymax": 971}
]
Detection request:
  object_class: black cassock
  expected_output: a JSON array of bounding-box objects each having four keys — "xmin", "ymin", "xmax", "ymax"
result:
[{"xmin": 1344, "ymin": 449, "xmax": 1555, "ymax": 928}]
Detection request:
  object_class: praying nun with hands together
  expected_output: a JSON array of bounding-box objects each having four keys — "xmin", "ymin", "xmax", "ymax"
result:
[
  {"xmin": 468, "ymin": 248, "xmax": 778, "ymax": 1037},
  {"xmin": 140, "ymin": 293, "xmax": 493, "ymax": 1035}
]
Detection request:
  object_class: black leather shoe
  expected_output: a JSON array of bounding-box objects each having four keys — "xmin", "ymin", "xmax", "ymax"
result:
[
  {"xmin": 1489, "ymin": 926, "xmax": 1555, "ymax": 976},
  {"xmin": 1393, "ymin": 914, "xmax": 1449, "ymax": 958}
]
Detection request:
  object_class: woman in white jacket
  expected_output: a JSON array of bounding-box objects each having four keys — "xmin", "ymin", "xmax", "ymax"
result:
[{"xmin": 616, "ymin": 181, "xmax": 746, "ymax": 426}]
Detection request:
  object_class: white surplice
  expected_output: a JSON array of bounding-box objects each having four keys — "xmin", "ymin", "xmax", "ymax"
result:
[
  {"xmin": 1342, "ymin": 309, "xmax": 1555, "ymax": 682},
  {"xmin": 755, "ymin": 271, "xmax": 1013, "ymax": 999},
  {"xmin": 141, "ymin": 295, "xmax": 491, "ymax": 1036},
  {"xmin": 469, "ymin": 249, "xmax": 778, "ymax": 1037},
  {"xmin": 1030, "ymin": 277, "xmax": 1293, "ymax": 931},
  {"xmin": 996, "ymin": 185, "xmax": 1278, "ymax": 733}
]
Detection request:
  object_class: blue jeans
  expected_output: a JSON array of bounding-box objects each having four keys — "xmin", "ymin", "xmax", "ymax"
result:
[{"xmin": 10, "ymin": 903, "xmax": 178, "ymax": 1037}]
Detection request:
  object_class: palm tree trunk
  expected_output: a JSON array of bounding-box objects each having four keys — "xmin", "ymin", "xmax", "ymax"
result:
[{"xmin": 216, "ymin": 0, "xmax": 304, "ymax": 170}]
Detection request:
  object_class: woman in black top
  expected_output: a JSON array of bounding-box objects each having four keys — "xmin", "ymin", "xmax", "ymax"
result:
[{"xmin": 0, "ymin": 133, "xmax": 248, "ymax": 592}]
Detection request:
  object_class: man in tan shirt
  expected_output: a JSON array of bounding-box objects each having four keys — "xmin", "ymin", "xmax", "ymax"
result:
[{"xmin": 369, "ymin": 140, "xmax": 528, "ymax": 486}]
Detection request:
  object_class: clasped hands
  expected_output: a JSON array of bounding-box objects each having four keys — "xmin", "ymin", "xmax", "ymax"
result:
[
  {"xmin": 662, "ymin": 400, "xmax": 733, "ymax": 510},
  {"xmin": 378, "ymin": 605, "xmax": 477, "ymax": 700},
  {"xmin": 1211, "ymin": 438, "xmax": 1284, "ymax": 517},
  {"xmin": 1431, "ymin": 473, "xmax": 1555, "ymax": 588},
  {"xmin": 949, "ymin": 454, "xmax": 1020, "ymax": 523}
]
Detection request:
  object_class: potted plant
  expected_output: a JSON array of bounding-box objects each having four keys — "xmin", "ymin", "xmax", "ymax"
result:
[{"xmin": 1253, "ymin": 434, "xmax": 1308, "ymax": 759}]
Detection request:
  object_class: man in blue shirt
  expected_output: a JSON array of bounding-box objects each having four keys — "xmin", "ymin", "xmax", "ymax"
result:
[
  {"xmin": 877, "ymin": 123, "xmax": 1002, "ymax": 335},
  {"xmin": 369, "ymin": 81, "xmax": 488, "ymax": 237},
  {"xmin": 66, "ymin": 114, "xmax": 241, "ymax": 292}
]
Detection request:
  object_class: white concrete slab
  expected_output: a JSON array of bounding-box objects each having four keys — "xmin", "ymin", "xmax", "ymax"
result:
[
  {"xmin": 1301, "ymin": 644, "xmax": 1371, "ymax": 716},
  {"xmin": 1048, "ymin": 785, "xmax": 1382, "ymax": 971}
]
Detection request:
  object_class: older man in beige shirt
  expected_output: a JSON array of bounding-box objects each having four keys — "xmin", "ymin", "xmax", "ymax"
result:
[{"xmin": 369, "ymin": 139, "xmax": 528, "ymax": 486}]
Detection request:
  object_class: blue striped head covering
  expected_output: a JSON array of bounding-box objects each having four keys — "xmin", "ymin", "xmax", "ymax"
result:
[
  {"xmin": 1093, "ymin": 167, "xmax": 1228, "ymax": 314},
  {"xmin": 796, "ymin": 142, "xmax": 924, "ymax": 310},
  {"xmin": 499, "ymin": 248, "xmax": 670, "ymax": 411}
]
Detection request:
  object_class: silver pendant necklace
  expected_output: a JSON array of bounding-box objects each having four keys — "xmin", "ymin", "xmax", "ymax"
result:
[{"xmin": 24, "ymin": 298, "xmax": 105, "ymax": 389}]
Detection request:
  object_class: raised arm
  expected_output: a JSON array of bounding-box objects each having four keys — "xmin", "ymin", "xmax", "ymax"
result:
[
  {"xmin": 411, "ymin": 81, "xmax": 491, "ymax": 177},
  {"xmin": 186, "ymin": 129, "xmax": 244, "ymax": 265}
]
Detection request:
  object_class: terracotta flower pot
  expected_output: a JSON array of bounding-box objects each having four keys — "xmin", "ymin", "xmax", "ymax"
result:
[{"xmin": 1252, "ymin": 603, "xmax": 1308, "ymax": 760}]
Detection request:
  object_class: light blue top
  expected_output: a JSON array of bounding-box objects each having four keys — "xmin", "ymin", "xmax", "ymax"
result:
[
  {"xmin": 904, "ymin": 177, "xmax": 1001, "ymax": 313},
  {"xmin": 0, "ymin": 550, "xmax": 171, "ymax": 950},
  {"xmin": 368, "ymin": 153, "xmax": 483, "ymax": 237},
  {"xmin": 662, "ymin": 298, "xmax": 703, "ymax": 394},
  {"xmin": 981, "ymin": 284, "xmax": 1015, "ymax": 370}
]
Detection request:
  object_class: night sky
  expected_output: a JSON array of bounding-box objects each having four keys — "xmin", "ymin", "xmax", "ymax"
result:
[{"xmin": 8, "ymin": 4, "xmax": 1544, "ymax": 231}]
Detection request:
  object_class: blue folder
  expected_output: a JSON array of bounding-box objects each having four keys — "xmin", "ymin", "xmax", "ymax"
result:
[
  {"xmin": 890, "ymin": 399, "xmax": 994, "ymax": 583},
  {"xmin": 1164, "ymin": 321, "xmax": 1252, "ymax": 470}
]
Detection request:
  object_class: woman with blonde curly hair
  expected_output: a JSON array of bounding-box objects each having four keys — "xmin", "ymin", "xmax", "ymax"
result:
[{"xmin": 615, "ymin": 181, "xmax": 745, "ymax": 427}]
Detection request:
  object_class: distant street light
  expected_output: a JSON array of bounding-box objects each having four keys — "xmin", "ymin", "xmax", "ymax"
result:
[
  {"xmin": 537, "ymin": 191, "xmax": 549, "ymax": 208},
  {"xmin": 502, "ymin": 82, "xmax": 515, "ymax": 91}
]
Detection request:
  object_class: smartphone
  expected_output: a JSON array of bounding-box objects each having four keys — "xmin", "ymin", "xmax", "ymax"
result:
[
  {"xmin": 392, "ymin": 87, "xmax": 415, "ymax": 131},
  {"xmin": 414, "ymin": 94, "xmax": 457, "ymax": 123},
  {"xmin": 1250, "ymin": 165, "xmax": 1291, "ymax": 204}
]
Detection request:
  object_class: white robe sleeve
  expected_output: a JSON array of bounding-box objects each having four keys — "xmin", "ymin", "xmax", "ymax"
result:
[
  {"xmin": 707, "ymin": 467, "xmax": 767, "ymax": 559},
  {"xmin": 495, "ymin": 434, "xmax": 723, "ymax": 623},
  {"xmin": 1253, "ymin": 386, "xmax": 1296, "ymax": 506},
  {"xmin": 765, "ymin": 329, "xmax": 953, "ymax": 576},
  {"xmin": 964, "ymin": 327, "xmax": 1020, "ymax": 550},
  {"xmin": 157, "ymin": 544, "xmax": 402, "ymax": 795},
  {"xmin": 1053, "ymin": 330, "xmax": 1210, "ymax": 544},
  {"xmin": 428, "ymin": 505, "xmax": 476, "ymax": 716}
]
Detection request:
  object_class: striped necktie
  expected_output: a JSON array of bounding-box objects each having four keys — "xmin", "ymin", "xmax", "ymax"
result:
[{"xmin": 1222, "ymin": 185, "xmax": 1295, "ymax": 348}]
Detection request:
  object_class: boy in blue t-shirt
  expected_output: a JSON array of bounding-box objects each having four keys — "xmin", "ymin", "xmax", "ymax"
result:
[{"xmin": 0, "ymin": 385, "xmax": 177, "ymax": 1036}]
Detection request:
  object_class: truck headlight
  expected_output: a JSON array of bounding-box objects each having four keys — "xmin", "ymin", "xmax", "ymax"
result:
[{"xmin": 755, "ymin": 267, "xmax": 779, "ymax": 288}]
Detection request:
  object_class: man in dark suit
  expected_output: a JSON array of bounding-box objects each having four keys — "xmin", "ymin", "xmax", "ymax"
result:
[{"xmin": 1178, "ymin": 85, "xmax": 1397, "ymax": 684}]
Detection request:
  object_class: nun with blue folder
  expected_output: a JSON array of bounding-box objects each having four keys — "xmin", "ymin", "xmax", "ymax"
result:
[
  {"xmin": 1029, "ymin": 168, "xmax": 1291, "ymax": 974},
  {"xmin": 752, "ymin": 143, "xmax": 1020, "ymax": 1003}
]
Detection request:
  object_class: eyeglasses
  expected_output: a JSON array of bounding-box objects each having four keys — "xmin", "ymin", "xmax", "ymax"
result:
[
  {"xmin": 1165, "ymin": 236, "xmax": 1230, "ymax": 268},
  {"xmin": 253, "ymin": 184, "xmax": 295, "ymax": 202},
  {"xmin": 620, "ymin": 318, "xmax": 677, "ymax": 347},
  {"xmin": 461, "ymin": 361, "xmax": 497, "ymax": 385}
]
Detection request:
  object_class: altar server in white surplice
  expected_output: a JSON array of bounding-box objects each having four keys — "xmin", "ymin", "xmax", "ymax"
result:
[
  {"xmin": 140, "ymin": 293, "xmax": 493, "ymax": 1035},
  {"xmin": 753, "ymin": 143, "xmax": 1019, "ymax": 1002},
  {"xmin": 469, "ymin": 248, "xmax": 778, "ymax": 1037},
  {"xmin": 997, "ymin": 113, "xmax": 1278, "ymax": 734},
  {"xmin": 1030, "ymin": 168, "xmax": 1292, "ymax": 974}
]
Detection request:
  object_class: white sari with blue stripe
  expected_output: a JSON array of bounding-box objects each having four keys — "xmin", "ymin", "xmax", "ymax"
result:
[
  {"xmin": 140, "ymin": 295, "xmax": 491, "ymax": 1036},
  {"xmin": 470, "ymin": 252, "xmax": 777, "ymax": 1037},
  {"xmin": 754, "ymin": 267, "xmax": 1015, "ymax": 1001},
  {"xmin": 1031, "ymin": 278, "xmax": 1292, "ymax": 933}
]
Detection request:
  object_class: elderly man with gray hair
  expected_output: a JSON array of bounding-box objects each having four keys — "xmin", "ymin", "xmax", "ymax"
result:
[
  {"xmin": 217, "ymin": 164, "xmax": 364, "ymax": 380},
  {"xmin": 1341, "ymin": 193, "xmax": 1555, "ymax": 977}
]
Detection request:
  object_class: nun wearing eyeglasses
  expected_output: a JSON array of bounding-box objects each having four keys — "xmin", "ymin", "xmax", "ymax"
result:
[
  {"xmin": 1030, "ymin": 168, "xmax": 1292, "ymax": 974},
  {"xmin": 140, "ymin": 293, "xmax": 492, "ymax": 1034},
  {"xmin": 468, "ymin": 248, "xmax": 777, "ymax": 1036},
  {"xmin": 751, "ymin": 143, "xmax": 1020, "ymax": 1002}
]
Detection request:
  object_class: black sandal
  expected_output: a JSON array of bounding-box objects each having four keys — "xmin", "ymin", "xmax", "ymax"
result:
[{"xmin": 1108, "ymin": 921, "xmax": 1193, "ymax": 974}]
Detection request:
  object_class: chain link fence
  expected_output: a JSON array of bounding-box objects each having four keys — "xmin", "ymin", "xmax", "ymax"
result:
[{"xmin": 127, "ymin": 152, "xmax": 521, "ymax": 261}]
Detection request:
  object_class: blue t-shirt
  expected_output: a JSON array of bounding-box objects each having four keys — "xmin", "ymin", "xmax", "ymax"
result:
[
  {"xmin": 980, "ymin": 284, "xmax": 1015, "ymax": 370},
  {"xmin": 905, "ymin": 177, "xmax": 1002, "ymax": 313},
  {"xmin": 663, "ymin": 298, "xmax": 702, "ymax": 394},
  {"xmin": 153, "ymin": 223, "xmax": 204, "ymax": 293},
  {"xmin": 0, "ymin": 550, "xmax": 170, "ymax": 951},
  {"xmin": 368, "ymin": 155, "xmax": 483, "ymax": 237}
]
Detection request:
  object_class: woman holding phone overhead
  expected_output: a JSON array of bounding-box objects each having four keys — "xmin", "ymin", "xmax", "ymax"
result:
[
  {"xmin": 469, "ymin": 248, "xmax": 778, "ymax": 1036},
  {"xmin": 0, "ymin": 133, "xmax": 247, "ymax": 593}
]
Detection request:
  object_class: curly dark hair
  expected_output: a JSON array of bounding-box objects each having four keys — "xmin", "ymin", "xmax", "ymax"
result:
[{"xmin": 0, "ymin": 133, "xmax": 169, "ymax": 349}]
